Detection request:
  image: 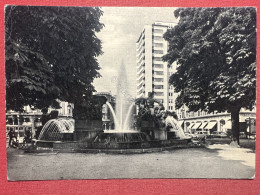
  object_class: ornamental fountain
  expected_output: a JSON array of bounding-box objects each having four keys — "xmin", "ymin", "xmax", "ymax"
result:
[{"xmin": 31, "ymin": 62, "xmax": 196, "ymax": 153}]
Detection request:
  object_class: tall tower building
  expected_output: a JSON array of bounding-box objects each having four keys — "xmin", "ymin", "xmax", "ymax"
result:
[{"xmin": 136, "ymin": 22, "xmax": 177, "ymax": 111}]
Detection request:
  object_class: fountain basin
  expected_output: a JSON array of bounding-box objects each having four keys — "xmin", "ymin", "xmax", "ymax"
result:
[
  {"xmin": 92, "ymin": 131, "xmax": 151, "ymax": 149},
  {"xmin": 29, "ymin": 136, "xmax": 194, "ymax": 154}
]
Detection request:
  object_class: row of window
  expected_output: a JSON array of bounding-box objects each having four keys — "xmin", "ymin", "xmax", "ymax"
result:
[
  {"xmin": 153, "ymin": 50, "xmax": 163, "ymax": 54},
  {"xmin": 153, "ymin": 43, "xmax": 164, "ymax": 47},
  {"xmin": 137, "ymin": 60, "xmax": 145, "ymax": 68},
  {"xmin": 137, "ymin": 82, "xmax": 144, "ymax": 90},
  {"xmin": 137, "ymin": 32, "xmax": 145, "ymax": 48},
  {"xmin": 177, "ymin": 110, "xmax": 215, "ymax": 119},
  {"xmin": 137, "ymin": 76, "xmax": 144, "ymax": 84},
  {"xmin": 137, "ymin": 49, "xmax": 145, "ymax": 60},
  {"xmin": 153, "ymin": 57, "xmax": 162, "ymax": 61},
  {"xmin": 137, "ymin": 89, "xmax": 145, "ymax": 96},
  {"xmin": 169, "ymin": 106, "xmax": 174, "ymax": 110},
  {"xmin": 137, "ymin": 64, "xmax": 144, "ymax": 73},
  {"xmin": 154, "ymin": 92, "xmax": 164, "ymax": 96},
  {"xmin": 154, "ymin": 85, "xmax": 164, "ymax": 89},
  {"xmin": 137, "ymin": 41, "xmax": 145, "ymax": 53},
  {"xmin": 137, "ymin": 43, "xmax": 145, "ymax": 54},
  {"xmin": 137, "ymin": 70, "xmax": 145, "ymax": 78},
  {"xmin": 153, "ymin": 36, "xmax": 163, "ymax": 41},
  {"xmin": 154, "ymin": 78, "xmax": 164, "ymax": 82},
  {"xmin": 137, "ymin": 56, "xmax": 145, "ymax": 65},
  {"xmin": 154, "ymin": 71, "xmax": 164, "ymax": 75},
  {"xmin": 153, "ymin": 29, "xmax": 163, "ymax": 34},
  {"xmin": 153, "ymin": 64, "xmax": 163, "ymax": 69}
]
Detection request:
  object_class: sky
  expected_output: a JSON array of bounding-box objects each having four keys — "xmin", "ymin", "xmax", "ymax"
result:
[{"xmin": 93, "ymin": 7, "xmax": 179, "ymax": 98}]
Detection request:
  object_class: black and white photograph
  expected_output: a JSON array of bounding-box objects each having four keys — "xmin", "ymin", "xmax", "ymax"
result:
[{"xmin": 5, "ymin": 6, "xmax": 256, "ymax": 180}]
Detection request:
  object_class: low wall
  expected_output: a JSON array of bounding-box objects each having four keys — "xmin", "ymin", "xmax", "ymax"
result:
[
  {"xmin": 33, "ymin": 138, "xmax": 191, "ymax": 151},
  {"xmin": 53, "ymin": 141, "xmax": 89, "ymax": 151},
  {"xmin": 34, "ymin": 140, "xmax": 56, "ymax": 148}
]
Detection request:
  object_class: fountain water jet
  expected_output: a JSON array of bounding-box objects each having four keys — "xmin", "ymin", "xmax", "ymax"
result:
[
  {"xmin": 123, "ymin": 102, "xmax": 135, "ymax": 130},
  {"xmin": 105, "ymin": 61, "xmax": 136, "ymax": 132},
  {"xmin": 106, "ymin": 102, "xmax": 120, "ymax": 129},
  {"xmin": 38, "ymin": 118, "xmax": 74, "ymax": 141}
]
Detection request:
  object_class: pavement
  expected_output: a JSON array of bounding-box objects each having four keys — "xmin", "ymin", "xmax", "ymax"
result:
[{"xmin": 6, "ymin": 140, "xmax": 255, "ymax": 180}]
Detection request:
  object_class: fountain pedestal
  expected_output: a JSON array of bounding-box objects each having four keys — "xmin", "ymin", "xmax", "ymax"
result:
[
  {"xmin": 74, "ymin": 120, "xmax": 103, "ymax": 141},
  {"xmin": 154, "ymin": 128, "xmax": 167, "ymax": 140}
]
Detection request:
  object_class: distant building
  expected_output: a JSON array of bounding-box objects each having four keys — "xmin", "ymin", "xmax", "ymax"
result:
[
  {"xmin": 135, "ymin": 22, "xmax": 256, "ymax": 135},
  {"xmin": 177, "ymin": 105, "xmax": 256, "ymax": 134},
  {"xmin": 6, "ymin": 101, "xmax": 73, "ymax": 137},
  {"xmin": 136, "ymin": 21, "xmax": 177, "ymax": 110}
]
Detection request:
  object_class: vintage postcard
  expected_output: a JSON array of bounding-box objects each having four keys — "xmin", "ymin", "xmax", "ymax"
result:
[{"xmin": 5, "ymin": 6, "xmax": 256, "ymax": 180}]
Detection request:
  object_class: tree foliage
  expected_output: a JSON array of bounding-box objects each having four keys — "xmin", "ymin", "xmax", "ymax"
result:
[
  {"xmin": 164, "ymin": 7, "xmax": 256, "ymax": 112},
  {"xmin": 5, "ymin": 6, "xmax": 103, "ymax": 112},
  {"xmin": 163, "ymin": 8, "xmax": 256, "ymax": 144}
]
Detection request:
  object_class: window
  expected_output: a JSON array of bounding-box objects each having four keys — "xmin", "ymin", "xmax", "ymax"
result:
[
  {"xmin": 154, "ymin": 92, "xmax": 164, "ymax": 96},
  {"xmin": 153, "ymin": 57, "xmax": 162, "ymax": 61},
  {"xmin": 154, "ymin": 29, "xmax": 163, "ymax": 33},
  {"xmin": 154, "ymin": 85, "xmax": 163, "ymax": 89},
  {"xmin": 154, "ymin": 50, "xmax": 163, "ymax": 54},
  {"xmin": 169, "ymin": 92, "xmax": 173, "ymax": 96},
  {"xmin": 153, "ymin": 43, "xmax": 163, "ymax": 47},
  {"xmin": 153, "ymin": 36, "xmax": 163, "ymax": 41},
  {"xmin": 154, "ymin": 78, "xmax": 164, "ymax": 82},
  {"xmin": 154, "ymin": 64, "xmax": 163, "ymax": 68},
  {"xmin": 154, "ymin": 71, "xmax": 164, "ymax": 75}
]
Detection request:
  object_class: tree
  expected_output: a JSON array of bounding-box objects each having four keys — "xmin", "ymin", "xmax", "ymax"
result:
[
  {"xmin": 5, "ymin": 6, "xmax": 103, "ymax": 113},
  {"xmin": 163, "ymin": 8, "xmax": 256, "ymax": 145}
]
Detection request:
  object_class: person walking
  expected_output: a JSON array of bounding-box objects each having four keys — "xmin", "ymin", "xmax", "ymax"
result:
[{"xmin": 8, "ymin": 128, "xmax": 17, "ymax": 147}]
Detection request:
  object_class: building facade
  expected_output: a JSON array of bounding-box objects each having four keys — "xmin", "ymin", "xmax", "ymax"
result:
[
  {"xmin": 6, "ymin": 101, "xmax": 73, "ymax": 138},
  {"xmin": 136, "ymin": 22, "xmax": 177, "ymax": 111},
  {"xmin": 177, "ymin": 105, "xmax": 256, "ymax": 134},
  {"xmin": 135, "ymin": 22, "xmax": 256, "ymax": 135}
]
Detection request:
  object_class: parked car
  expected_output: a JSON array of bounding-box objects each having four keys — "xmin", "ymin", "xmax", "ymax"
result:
[
  {"xmin": 210, "ymin": 131, "xmax": 228, "ymax": 138},
  {"xmin": 185, "ymin": 133, "xmax": 201, "ymax": 139},
  {"xmin": 184, "ymin": 133, "xmax": 193, "ymax": 138},
  {"xmin": 193, "ymin": 132, "xmax": 207, "ymax": 139},
  {"xmin": 191, "ymin": 133, "xmax": 206, "ymax": 144}
]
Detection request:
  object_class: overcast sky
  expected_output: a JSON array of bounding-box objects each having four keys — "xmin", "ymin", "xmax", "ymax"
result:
[{"xmin": 93, "ymin": 7, "xmax": 178, "ymax": 98}]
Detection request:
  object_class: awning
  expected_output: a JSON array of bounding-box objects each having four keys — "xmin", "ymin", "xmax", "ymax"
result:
[
  {"xmin": 191, "ymin": 123, "xmax": 202, "ymax": 130},
  {"xmin": 179, "ymin": 120, "xmax": 184, "ymax": 126},
  {"xmin": 224, "ymin": 121, "xmax": 231, "ymax": 129},
  {"xmin": 189, "ymin": 124, "xmax": 195, "ymax": 129},
  {"xmin": 199, "ymin": 122, "xmax": 208, "ymax": 129},
  {"xmin": 204, "ymin": 122, "xmax": 217, "ymax": 129}
]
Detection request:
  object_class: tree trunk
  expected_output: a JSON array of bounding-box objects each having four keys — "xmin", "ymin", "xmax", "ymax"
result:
[{"xmin": 230, "ymin": 106, "xmax": 241, "ymax": 145}]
